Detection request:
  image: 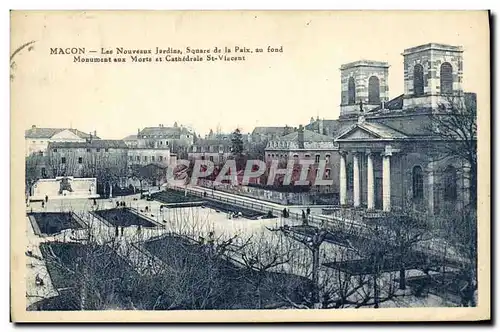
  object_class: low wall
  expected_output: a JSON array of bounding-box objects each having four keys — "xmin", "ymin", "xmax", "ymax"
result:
[
  {"xmin": 199, "ymin": 180, "xmax": 337, "ymax": 205},
  {"xmin": 31, "ymin": 177, "xmax": 99, "ymax": 201}
]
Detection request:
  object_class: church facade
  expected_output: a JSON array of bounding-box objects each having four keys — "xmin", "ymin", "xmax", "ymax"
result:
[{"xmin": 332, "ymin": 43, "xmax": 474, "ymax": 217}]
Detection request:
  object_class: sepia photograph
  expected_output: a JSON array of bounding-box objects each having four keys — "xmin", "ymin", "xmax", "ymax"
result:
[{"xmin": 10, "ymin": 10, "xmax": 490, "ymax": 322}]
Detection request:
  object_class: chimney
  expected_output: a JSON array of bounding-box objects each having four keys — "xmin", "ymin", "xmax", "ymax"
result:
[
  {"xmin": 138, "ymin": 128, "xmax": 140, "ymax": 135},
  {"xmin": 94, "ymin": 130, "xmax": 97, "ymax": 138},
  {"xmin": 298, "ymin": 125, "xmax": 304, "ymax": 149},
  {"xmin": 32, "ymin": 125, "xmax": 36, "ymax": 129}
]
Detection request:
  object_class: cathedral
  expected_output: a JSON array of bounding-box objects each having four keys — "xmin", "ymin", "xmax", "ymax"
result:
[{"xmin": 316, "ymin": 43, "xmax": 475, "ymax": 216}]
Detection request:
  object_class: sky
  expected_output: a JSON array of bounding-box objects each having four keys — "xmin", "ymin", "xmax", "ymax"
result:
[{"xmin": 11, "ymin": 11, "xmax": 489, "ymax": 139}]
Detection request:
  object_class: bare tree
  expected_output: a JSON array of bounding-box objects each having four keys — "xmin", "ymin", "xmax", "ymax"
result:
[
  {"xmin": 429, "ymin": 94, "xmax": 477, "ymax": 206},
  {"xmin": 25, "ymin": 153, "xmax": 43, "ymax": 197}
]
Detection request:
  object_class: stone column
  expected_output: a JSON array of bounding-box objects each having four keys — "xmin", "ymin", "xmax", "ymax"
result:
[
  {"xmin": 382, "ymin": 152, "xmax": 392, "ymax": 212},
  {"xmin": 367, "ymin": 152, "xmax": 375, "ymax": 210},
  {"xmin": 339, "ymin": 151, "xmax": 347, "ymax": 206},
  {"xmin": 353, "ymin": 152, "xmax": 360, "ymax": 207}
]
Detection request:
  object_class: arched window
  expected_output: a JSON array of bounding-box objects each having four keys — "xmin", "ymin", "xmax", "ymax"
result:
[
  {"xmin": 440, "ymin": 62, "xmax": 453, "ymax": 95},
  {"xmin": 368, "ymin": 76, "xmax": 380, "ymax": 104},
  {"xmin": 348, "ymin": 77, "xmax": 356, "ymax": 105},
  {"xmin": 413, "ymin": 64, "xmax": 424, "ymax": 96},
  {"xmin": 444, "ymin": 166, "xmax": 457, "ymax": 201},
  {"xmin": 412, "ymin": 166, "xmax": 424, "ymax": 199}
]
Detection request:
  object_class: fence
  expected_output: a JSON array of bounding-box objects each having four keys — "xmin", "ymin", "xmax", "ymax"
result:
[
  {"xmin": 173, "ymin": 185, "xmax": 365, "ymax": 233},
  {"xmin": 198, "ymin": 179, "xmax": 338, "ymax": 206}
]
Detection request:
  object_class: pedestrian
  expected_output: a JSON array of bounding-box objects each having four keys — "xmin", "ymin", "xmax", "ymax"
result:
[
  {"xmin": 45, "ymin": 195, "xmax": 48, "ymax": 203},
  {"xmin": 306, "ymin": 207, "xmax": 311, "ymax": 215},
  {"xmin": 41, "ymin": 201, "xmax": 45, "ymax": 209},
  {"xmin": 282, "ymin": 208, "xmax": 287, "ymax": 218},
  {"xmin": 302, "ymin": 210, "xmax": 306, "ymax": 220},
  {"xmin": 121, "ymin": 226, "xmax": 124, "ymax": 236},
  {"xmin": 115, "ymin": 225, "xmax": 119, "ymax": 237}
]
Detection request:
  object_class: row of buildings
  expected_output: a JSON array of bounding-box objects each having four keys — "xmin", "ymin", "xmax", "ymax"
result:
[{"xmin": 25, "ymin": 42, "xmax": 476, "ymax": 217}]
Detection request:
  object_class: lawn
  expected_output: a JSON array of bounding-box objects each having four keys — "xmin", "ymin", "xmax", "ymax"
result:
[
  {"xmin": 151, "ymin": 189, "xmax": 203, "ymax": 204},
  {"xmin": 29, "ymin": 212, "xmax": 84, "ymax": 235},
  {"xmin": 95, "ymin": 208, "xmax": 157, "ymax": 227}
]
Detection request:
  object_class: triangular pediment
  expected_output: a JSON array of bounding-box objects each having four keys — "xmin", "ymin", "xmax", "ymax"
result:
[{"xmin": 336, "ymin": 126, "xmax": 382, "ymax": 140}]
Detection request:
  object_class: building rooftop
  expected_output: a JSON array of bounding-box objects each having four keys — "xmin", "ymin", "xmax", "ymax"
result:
[
  {"xmin": 48, "ymin": 139, "xmax": 128, "ymax": 149},
  {"xmin": 139, "ymin": 126, "xmax": 191, "ymax": 138},
  {"xmin": 278, "ymin": 129, "xmax": 333, "ymax": 142},
  {"xmin": 251, "ymin": 126, "xmax": 289, "ymax": 135},
  {"xmin": 340, "ymin": 60, "xmax": 389, "ymax": 70},
  {"xmin": 402, "ymin": 43, "xmax": 463, "ymax": 55},
  {"xmin": 25, "ymin": 127, "xmax": 99, "ymax": 139}
]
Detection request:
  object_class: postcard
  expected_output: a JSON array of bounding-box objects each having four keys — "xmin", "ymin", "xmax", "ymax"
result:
[{"xmin": 10, "ymin": 10, "xmax": 490, "ymax": 322}]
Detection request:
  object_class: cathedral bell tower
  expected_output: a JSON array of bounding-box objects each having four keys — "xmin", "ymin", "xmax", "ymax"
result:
[
  {"xmin": 340, "ymin": 60, "xmax": 390, "ymax": 117},
  {"xmin": 402, "ymin": 43, "xmax": 464, "ymax": 110}
]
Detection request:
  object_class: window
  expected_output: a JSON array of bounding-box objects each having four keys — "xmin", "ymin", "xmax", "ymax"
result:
[
  {"xmin": 144, "ymin": 156, "xmax": 147, "ymax": 161},
  {"xmin": 412, "ymin": 166, "xmax": 424, "ymax": 199},
  {"xmin": 61, "ymin": 157, "xmax": 66, "ymax": 164},
  {"xmin": 209, "ymin": 156, "xmax": 214, "ymax": 162},
  {"xmin": 271, "ymin": 154, "xmax": 275, "ymax": 158},
  {"xmin": 86, "ymin": 148, "xmax": 91, "ymax": 152},
  {"xmin": 166, "ymin": 141, "xmax": 169, "ymax": 146},
  {"xmin": 325, "ymin": 154, "xmax": 331, "ymax": 163},
  {"xmin": 368, "ymin": 76, "xmax": 380, "ymax": 104},
  {"xmin": 160, "ymin": 141, "xmax": 163, "ymax": 145},
  {"xmin": 440, "ymin": 62, "xmax": 453, "ymax": 95},
  {"xmin": 152, "ymin": 156, "xmax": 155, "ymax": 162},
  {"xmin": 41, "ymin": 167, "xmax": 47, "ymax": 178},
  {"xmin": 159, "ymin": 156, "xmax": 163, "ymax": 162},
  {"xmin": 38, "ymin": 151, "xmax": 43, "ymax": 156},
  {"xmin": 136, "ymin": 156, "xmax": 140, "ymax": 161},
  {"xmin": 143, "ymin": 136, "xmax": 147, "ymax": 138},
  {"xmin": 32, "ymin": 140, "xmax": 36, "ymax": 144},
  {"xmin": 53, "ymin": 149, "xmax": 58, "ymax": 153},
  {"xmin": 305, "ymin": 154, "xmax": 310, "ymax": 158},
  {"xmin": 325, "ymin": 168, "xmax": 331, "ymax": 179},
  {"xmin": 348, "ymin": 77, "xmax": 356, "ymax": 104},
  {"xmin": 105, "ymin": 148, "xmax": 109, "ymax": 152},
  {"xmin": 201, "ymin": 156, "xmax": 205, "ymax": 160},
  {"xmin": 413, "ymin": 64, "xmax": 424, "ymax": 96},
  {"xmin": 96, "ymin": 148, "xmax": 101, "ymax": 152},
  {"xmin": 315, "ymin": 155, "xmax": 320, "ymax": 163},
  {"xmin": 129, "ymin": 156, "xmax": 133, "ymax": 161},
  {"xmin": 444, "ymin": 166, "xmax": 458, "ymax": 201},
  {"xmin": 78, "ymin": 157, "xmax": 83, "ymax": 164}
]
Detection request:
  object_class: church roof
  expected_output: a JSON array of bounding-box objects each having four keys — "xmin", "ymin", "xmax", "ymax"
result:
[
  {"xmin": 335, "ymin": 121, "xmax": 408, "ymax": 141},
  {"xmin": 369, "ymin": 94, "xmax": 405, "ymax": 113}
]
